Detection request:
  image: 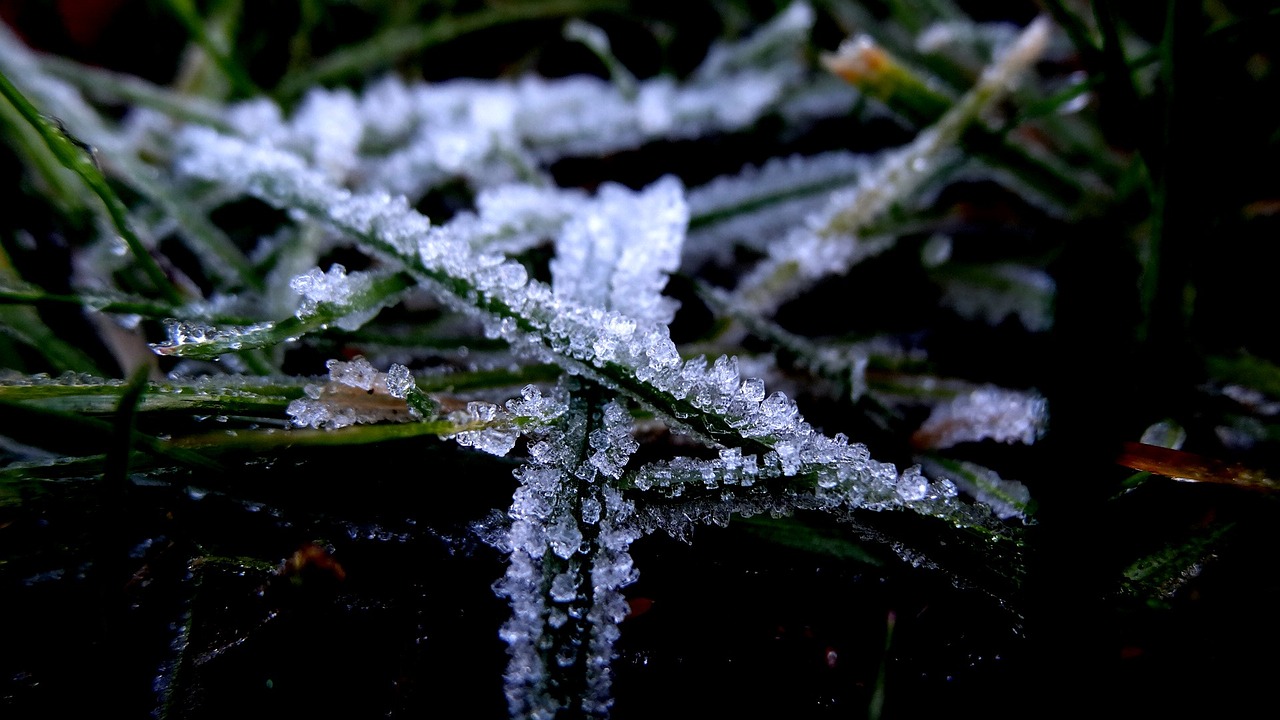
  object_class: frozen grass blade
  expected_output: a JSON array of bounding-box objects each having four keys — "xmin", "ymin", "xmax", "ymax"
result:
[{"xmin": 729, "ymin": 17, "xmax": 1054, "ymax": 318}]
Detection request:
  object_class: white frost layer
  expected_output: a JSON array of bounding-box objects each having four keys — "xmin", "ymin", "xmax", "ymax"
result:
[
  {"xmin": 939, "ymin": 263, "xmax": 1056, "ymax": 332},
  {"xmin": 199, "ymin": 3, "xmax": 819, "ymax": 204},
  {"xmin": 914, "ymin": 385, "xmax": 1048, "ymax": 449},
  {"xmin": 727, "ymin": 16, "xmax": 1053, "ymax": 317},
  {"xmin": 919, "ymin": 458, "xmax": 1032, "ymax": 521},
  {"xmin": 176, "ymin": 127, "xmax": 1013, "ymax": 534},
  {"xmin": 684, "ymin": 151, "xmax": 872, "ymax": 267},
  {"xmin": 495, "ymin": 396, "xmax": 641, "ymax": 718},
  {"xmin": 552, "ymin": 176, "xmax": 687, "ymax": 325}
]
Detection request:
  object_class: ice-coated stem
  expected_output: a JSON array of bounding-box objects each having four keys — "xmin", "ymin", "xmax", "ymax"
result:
[
  {"xmin": 496, "ymin": 391, "xmax": 639, "ymax": 718},
  {"xmin": 168, "ymin": 122, "xmax": 1017, "ymax": 535},
  {"xmin": 730, "ymin": 16, "xmax": 1054, "ymax": 318}
]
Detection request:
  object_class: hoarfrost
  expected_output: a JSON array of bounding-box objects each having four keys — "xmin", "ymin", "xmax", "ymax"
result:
[
  {"xmin": 327, "ymin": 356, "xmax": 379, "ymax": 391},
  {"xmin": 286, "ymin": 356, "xmax": 415, "ymax": 429},
  {"xmin": 727, "ymin": 16, "xmax": 1052, "ymax": 318},
  {"xmin": 495, "ymin": 394, "xmax": 640, "ymax": 718},
  {"xmin": 914, "ymin": 385, "xmax": 1048, "ymax": 449},
  {"xmin": 684, "ymin": 151, "xmax": 872, "ymax": 268},
  {"xmin": 939, "ymin": 263, "xmax": 1056, "ymax": 332},
  {"xmin": 551, "ymin": 177, "xmax": 687, "ymax": 325},
  {"xmin": 384, "ymin": 363, "xmax": 415, "ymax": 399},
  {"xmin": 919, "ymin": 458, "xmax": 1032, "ymax": 520},
  {"xmin": 289, "ymin": 264, "xmax": 386, "ymax": 330}
]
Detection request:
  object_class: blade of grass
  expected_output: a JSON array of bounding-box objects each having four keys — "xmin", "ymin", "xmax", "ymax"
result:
[
  {"xmin": 0, "ymin": 85, "xmax": 88, "ymax": 218},
  {"xmin": 37, "ymin": 53, "xmax": 233, "ymax": 131},
  {"xmin": 0, "ymin": 285, "xmax": 188, "ymax": 319},
  {"xmin": 1206, "ymin": 353, "xmax": 1280, "ymax": 400},
  {"xmin": 824, "ymin": 31, "xmax": 1092, "ymax": 215},
  {"xmin": 0, "ymin": 70, "xmax": 183, "ymax": 304},
  {"xmin": 160, "ymin": 0, "xmax": 260, "ymax": 98},
  {"xmin": 169, "ymin": 418, "xmax": 484, "ymax": 452},
  {"xmin": 104, "ymin": 366, "xmax": 151, "ymax": 484},
  {"xmin": 274, "ymin": 0, "xmax": 625, "ymax": 99},
  {"xmin": 151, "ymin": 271, "xmax": 416, "ymax": 359},
  {"xmin": 0, "ymin": 245, "xmax": 102, "ymax": 374},
  {"xmin": 735, "ymin": 514, "xmax": 884, "ymax": 564},
  {"xmin": 0, "ymin": 398, "xmax": 221, "ymax": 470},
  {"xmin": 0, "ymin": 24, "xmax": 261, "ymax": 289}
]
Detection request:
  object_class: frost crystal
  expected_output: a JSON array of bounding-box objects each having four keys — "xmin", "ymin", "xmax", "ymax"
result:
[
  {"xmin": 939, "ymin": 263, "xmax": 1056, "ymax": 332},
  {"xmin": 551, "ymin": 177, "xmax": 687, "ymax": 325},
  {"xmin": 384, "ymin": 363, "xmax": 415, "ymax": 399},
  {"xmin": 286, "ymin": 356, "xmax": 415, "ymax": 429},
  {"xmin": 291, "ymin": 264, "xmax": 362, "ymax": 317},
  {"xmin": 327, "ymin": 356, "xmax": 379, "ymax": 391},
  {"xmin": 914, "ymin": 386, "xmax": 1048, "ymax": 449},
  {"xmin": 495, "ymin": 393, "xmax": 640, "ymax": 718}
]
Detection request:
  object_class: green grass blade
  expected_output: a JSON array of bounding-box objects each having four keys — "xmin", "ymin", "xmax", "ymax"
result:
[
  {"xmin": 0, "ymin": 70, "xmax": 183, "ymax": 304},
  {"xmin": 274, "ymin": 0, "xmax": 624, "ymax": 99}
]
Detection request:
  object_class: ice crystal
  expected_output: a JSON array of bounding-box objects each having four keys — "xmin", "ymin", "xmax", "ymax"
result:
[
  {"xmin": 384, "ymin": 363, "xmax": 415, "ymax": 399},
  {"xmin": 939, "ymin": 263, "xmax": 1056, "ymax": 332},
  {"xmin": 495, "ymin": 393, "xmax": 640, "ymax": 718},
  {"xmin": 919, "ymin": 457, "xmax": 1032, "ymax": 521},
  {"xmin": 551, "ymin": 177, "xmax": 687, "ymax": 325},
  {"xmin": 286, "ymin": 356, "xmax": 414, "ymax": 429},
  {"xmin": 914, "ymin": 385, "xmax": 1048, "ymax": 449},
  {"xmin": 288, "ymin": 263, "xmax": 386, "ymax": 330}
]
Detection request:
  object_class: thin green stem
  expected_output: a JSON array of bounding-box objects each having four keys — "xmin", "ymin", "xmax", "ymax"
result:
[
  {"xmin": 0, "ymin": 247, "xmax": 102, "ymax": 375},
  {"xmin": 0, "ymin": 286, "xmax": 184, "ymax": 319},
  {"xmin": 37, "ymin": 54, "xmax": 233, "ymax": 131},
  {"xmin": 151, "ymin": 272, "xmax": 416, "ymax": 358},
  {"xmin": 274, "ymin": 0, "xmax": 624, "ymax": 99},
  {"xmin": 160, "ymin": 0, "xmax": 260, "ymax": 98},
  {"xmin": 0, "ymin": 70, "xmax": 183, "ymax": 304}
]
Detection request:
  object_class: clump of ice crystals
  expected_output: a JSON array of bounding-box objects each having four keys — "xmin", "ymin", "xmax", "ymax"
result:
[
  {"xmin": 495, "ymin": 394, "xmax": 640, "ymax": 718},
  {"xmin": 289, "ymin": 263, "xmax": 378, "ymax": 327},
  {"xmin": 447, "ymin": 384, "xmax": 570, "ymax": 457},
  {"xmin": 384, "ymin": 363, "xmax": 415, "ymax": 399},
  {"xmin": 327, "ymin": 356, "xmax": 378, "ymax": 391},
  {"xmin": 286, "ymin": 356, "xmax": 410, "ymax": 429},
  {"xmin": 919, "ymin": 458, "xmax": 1031, "ymax": 521},
  {"xmin": 551, "ymin": 177, "xmax": 687, "ymax": 325},
  {"xmin": 914, "ymin": 386, "xmax": 1048, "ymax": 449}
]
